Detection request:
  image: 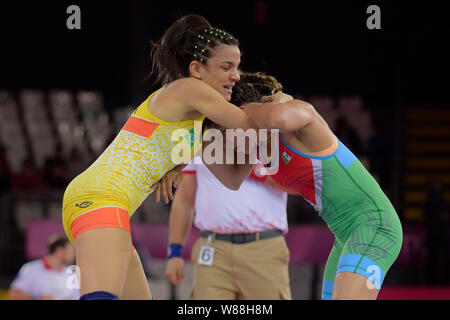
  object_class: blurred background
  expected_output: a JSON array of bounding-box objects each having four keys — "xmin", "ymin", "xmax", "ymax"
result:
[{"xmin": 0, "ymin": 0, "xmax": 449, "ymax": 299}]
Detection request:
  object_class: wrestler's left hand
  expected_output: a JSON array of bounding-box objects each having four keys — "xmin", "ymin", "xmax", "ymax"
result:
[{"xmin": 155, "ymin": 165, "xmax": 185, "ymax": 204}]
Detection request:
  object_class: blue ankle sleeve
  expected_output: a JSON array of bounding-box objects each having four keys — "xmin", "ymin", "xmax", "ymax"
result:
[{"xmin": 80, "ymin": 291, "xmax": 119, "ymax": 300}]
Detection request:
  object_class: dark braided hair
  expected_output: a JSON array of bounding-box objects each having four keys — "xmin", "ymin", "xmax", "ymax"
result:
[
  {"xmin": 230, "ymin": 72, "xmax": 283, "ymax": 106},
  {"xmin": 149, "ymin": 14, "xmax": 239, "ymax": 85}
]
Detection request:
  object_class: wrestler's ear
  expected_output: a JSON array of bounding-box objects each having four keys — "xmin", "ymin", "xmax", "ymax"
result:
[{"xmin": 189, "ymin": 61, "xmax": 202, "ymax": 80}]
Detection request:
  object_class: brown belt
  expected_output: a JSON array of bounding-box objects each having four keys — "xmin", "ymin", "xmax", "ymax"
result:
[{"xmin": 200, "ymin": 230, "xmax": 283, "ymax": 244}]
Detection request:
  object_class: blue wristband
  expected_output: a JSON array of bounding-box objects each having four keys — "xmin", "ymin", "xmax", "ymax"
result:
[{"xmin": 167, "ymin": 243, "xmax": 183, "ymax": 259}]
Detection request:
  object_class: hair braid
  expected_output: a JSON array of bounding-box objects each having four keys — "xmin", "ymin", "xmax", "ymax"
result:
[
  {"xmin": 230, "ymin": 72, "xmax": 283, "ymax": 106},
  {"xmin": 149, "ymin": 14, "xmax": 239, "ymax": 85}
]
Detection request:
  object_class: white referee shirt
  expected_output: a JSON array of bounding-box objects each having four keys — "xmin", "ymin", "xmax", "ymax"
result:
[
  {"xmin": 10, "ymin": 258, "xmax": 80, "ymax": 300},
  {"xmin": 182, "ymin": 157, "xmax": 288, "ymax": 234}
]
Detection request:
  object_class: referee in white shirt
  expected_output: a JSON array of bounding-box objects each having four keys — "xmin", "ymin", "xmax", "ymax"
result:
[
  {"xmin": 165, "ymin": 154, "xmax": 293, "ymax": 300},
  {"xmin": 9, "ymin": 234, "xmax": 80, "ymax": 300}
]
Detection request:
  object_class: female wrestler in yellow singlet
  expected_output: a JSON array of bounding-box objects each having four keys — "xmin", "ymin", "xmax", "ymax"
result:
[{"xmin": 62, "ymin": 15, "xmax": 256, "ymax": 300}]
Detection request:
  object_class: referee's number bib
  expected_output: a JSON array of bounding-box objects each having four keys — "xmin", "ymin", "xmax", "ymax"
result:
[{"xmin": 198, "ymin": 245, "xmax": 215, "ymax": 266}]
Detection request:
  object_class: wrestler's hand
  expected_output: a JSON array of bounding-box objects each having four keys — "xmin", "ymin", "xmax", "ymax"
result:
[
  {"xmin": 166, "ymin": 257, "xmax": 184, "ymax": 285},
  {"xmin": 155, "ymin": 165, "xmax": 184, "ymax": 203}
]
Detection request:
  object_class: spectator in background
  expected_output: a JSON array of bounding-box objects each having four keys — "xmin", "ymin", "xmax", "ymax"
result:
[
  {"xmin": 424, "ymin": 181, "xmax": 450, "ymax": 284},
  {"xmin": 12, "ymin": 157, "xmax": 44, "ymax": 191},
  {"xmin": 0, "ymin": 145, "xmax": 12, "ymax": 195},
  {"xmin": 334, "ymin": 117, "xmax": 362, "ymax": 157},
  {"xmin": 9, "ymin": 234, "xmax": 79, "ymax": 300}
]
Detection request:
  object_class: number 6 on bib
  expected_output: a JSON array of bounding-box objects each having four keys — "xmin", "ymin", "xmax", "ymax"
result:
[{"xmin": 198, "ymin": 245, "xmax": 215, "ymax": 266}]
